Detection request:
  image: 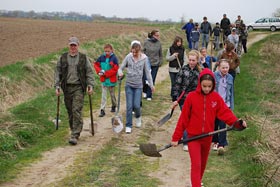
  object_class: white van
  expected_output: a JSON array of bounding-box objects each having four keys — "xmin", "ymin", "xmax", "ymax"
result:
[{"xmin": 247, "ymin": 17, "xmax": 280, "ymax": 32}]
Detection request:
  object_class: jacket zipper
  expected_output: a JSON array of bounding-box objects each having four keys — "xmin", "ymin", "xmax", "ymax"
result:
[{"xmin": 202, "ymin": 95, "xmax": 206, "ymax": 133}]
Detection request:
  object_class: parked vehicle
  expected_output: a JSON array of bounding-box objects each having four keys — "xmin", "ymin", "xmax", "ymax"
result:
[{"xmin": 247, "ymin": 17, "xmax": 280, "ymax": 32}]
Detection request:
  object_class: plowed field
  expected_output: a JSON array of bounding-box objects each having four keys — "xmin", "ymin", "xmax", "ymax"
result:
[{"xmin": 0, "ymin": 17, "xmax": 150, "ymax": 67}]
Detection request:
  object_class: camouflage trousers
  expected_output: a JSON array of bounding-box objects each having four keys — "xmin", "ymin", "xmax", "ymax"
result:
[{"xmin": 64, "ymin": 84, "xmax": 84, "ymax": 138}]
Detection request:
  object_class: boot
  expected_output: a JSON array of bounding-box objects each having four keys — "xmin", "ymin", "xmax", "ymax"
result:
[
  {"xmin": 110, "ymin": 106, "xmax": 116, "ymax": 113},
  {"xmin": 99, "ymin": 109, "xmax": 105, "ymax": 117}
]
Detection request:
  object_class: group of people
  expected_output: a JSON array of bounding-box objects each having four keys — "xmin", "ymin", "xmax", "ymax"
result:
[
  {"xmin": 182, "ymin": 14, "xmax": 248, "ymax": 55},
  {"xmin": 54, "ymin": 30, "xmax": 162, "ymax": 141},
  {"xmin": 54, "ymin": 20, "xmax": 247, "ymax": 186}
]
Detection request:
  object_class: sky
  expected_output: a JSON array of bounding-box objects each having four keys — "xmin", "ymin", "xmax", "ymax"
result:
[{"xmin": 1, "ymin": 0, "xmax": 280, "ymax": 24}]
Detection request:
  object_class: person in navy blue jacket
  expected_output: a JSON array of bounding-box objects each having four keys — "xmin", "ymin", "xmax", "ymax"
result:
[{"xmin": 182, "ymin": 18, "xmax": 194, "ymax": 49}]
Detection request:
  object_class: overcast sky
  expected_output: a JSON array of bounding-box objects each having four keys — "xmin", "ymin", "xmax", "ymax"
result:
[{"xmin": 1, "ymin": 0, "xmax": 280, "ymax": 24}]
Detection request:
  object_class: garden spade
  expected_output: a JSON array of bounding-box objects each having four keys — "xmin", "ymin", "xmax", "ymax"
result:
[
  {"xmin": 157, "ymin": 91, "xmax": 185, "ymax": 126},
  {"xmin": 140, "ymin": 121, "xmax": 245, "ymax": 157},
  {"xmin": 111, "ymin": 76, "xmax": 124, "ymax": 133}
]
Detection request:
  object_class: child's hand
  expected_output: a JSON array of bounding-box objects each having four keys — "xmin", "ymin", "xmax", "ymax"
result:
[
  {"xmin": 172, "ymin": 101, "xmax": 178, "ymax": 109},
  {"xmin": 171, "ymin": 141, "xmax": 178, "ymax": 147}
]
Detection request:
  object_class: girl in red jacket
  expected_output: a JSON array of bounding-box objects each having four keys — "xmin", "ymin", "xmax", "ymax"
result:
[{"xmin": 171, "ymin": 68, "xmax": 247, "ymax": 187}]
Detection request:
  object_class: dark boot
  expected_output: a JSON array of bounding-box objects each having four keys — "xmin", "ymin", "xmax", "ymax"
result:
[
  {"xmin": 99, "ymin": 109, "xmax": 105, "ymax": 117},
  {"xmin": 110, "ymin": 106, "xmax": 116, "ymax": 112}
]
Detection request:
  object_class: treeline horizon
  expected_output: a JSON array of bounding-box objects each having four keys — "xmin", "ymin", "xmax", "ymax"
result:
[{"xmin": 0, "ymin": 9, "xmax": 175, "ymax": 23}]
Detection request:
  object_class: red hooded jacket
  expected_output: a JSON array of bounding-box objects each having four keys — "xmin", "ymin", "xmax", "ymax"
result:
[{"xmin": 172, "ymin": 68, "xmax": 238, "ymax": 141}]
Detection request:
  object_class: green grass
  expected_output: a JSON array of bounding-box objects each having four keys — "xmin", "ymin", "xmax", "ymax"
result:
[
  {"xmin": 1, "ymin": 23, "xmax": 279, "ymax": 187},
  {"xmin": 0, "ymin": 24, "xmax": 183, "ymax": 184},
  {"xmin": 205, "ymin": 33, "xmax": 280, "ymax": 187},
  {"xmin": 56, "ymin": 138, "xmax": 160, "ymax": 187}
]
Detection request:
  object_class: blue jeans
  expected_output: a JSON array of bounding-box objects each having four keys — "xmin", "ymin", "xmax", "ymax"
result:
[
  {"xmin": 212, "ymin": 118, "xmax": 228, "ymax": 146},
  {"xmin": 201, "ymin": 33, "xmax": 209, "ymax": 48},
  {"xmin": 146, "ymin": 66, "xmax": 159, "ymax": 98},
  {"xmin": 169, "ymin": 72, "xmax": 178, "ymax": 98},
  {"xmin": 125, "ymin": 85, "xmax": 142, "ymax": 128}
]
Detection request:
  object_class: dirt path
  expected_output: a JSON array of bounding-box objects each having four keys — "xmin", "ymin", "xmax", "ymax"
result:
[{"xmin": 0, "ymin": 32, "xmax": 269, "ymax": 187}]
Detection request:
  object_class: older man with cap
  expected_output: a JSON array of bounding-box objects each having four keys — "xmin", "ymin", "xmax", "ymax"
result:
[{"xmin": 54, "ymin": 36, "xmax": 95, "ymax": 145}]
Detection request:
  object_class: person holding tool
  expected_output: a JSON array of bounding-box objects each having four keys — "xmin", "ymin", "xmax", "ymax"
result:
[
  {"xmin": 54, "ymin": 36, "xmax": 95, "ymax": 145},
  {"xmin": 171, "ymin": 68, "xmax": 247, "ymax": 187}
]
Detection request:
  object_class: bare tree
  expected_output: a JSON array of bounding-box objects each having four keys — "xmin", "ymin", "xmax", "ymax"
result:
[{"xmin": 272, "ymin": 8, "xmax": 280, "ymax": 17}]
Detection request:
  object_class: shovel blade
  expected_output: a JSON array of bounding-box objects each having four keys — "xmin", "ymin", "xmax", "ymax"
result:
[
  {"xmin": 112, "ymin": 116, "xmax": 124, "ymax": 133},
  {"xmin": 157, "ymin": 113, "xmax": 171, "ymax": 126},
  {"xmin": 139, "ymin": 144, "xmax": 162, "ymax": 157}
]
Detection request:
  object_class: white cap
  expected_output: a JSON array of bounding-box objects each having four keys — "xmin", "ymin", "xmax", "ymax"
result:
[{"xmin": 131, "ymin": 40, "xmax": 141, "ymax": 46}]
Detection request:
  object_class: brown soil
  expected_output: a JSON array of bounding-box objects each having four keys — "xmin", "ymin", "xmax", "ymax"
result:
[{"xmin": 0, "ymin": 17, "xmax": 150, "ymax": 67}]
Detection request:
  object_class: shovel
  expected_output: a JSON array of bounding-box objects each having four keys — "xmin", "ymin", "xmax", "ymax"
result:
[
  {"xmin": 140, "ymin": 121, "xmax": 245, "ymax": 157},
  {"xmin": 157, "ymin": 91, "xmax": 185, "ymax": 126},
  {"xmin": 88, "ymin": 93, "xmax": 96, "ymax": 136},
  {"xmin": 111, "ymin": 76, "xmax": 124, "ymax": 133},
  {"xmin": 54, "ymin": 91, "xmax": 60, "ymax": 130}
]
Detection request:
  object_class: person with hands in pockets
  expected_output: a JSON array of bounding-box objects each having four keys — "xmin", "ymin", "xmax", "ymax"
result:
[
  {"xmin": 93, "ymin": 44, "xmax": 119, "ymax": 117},
  {"xmin": 55, "ymin": 36, "xmax": 95, "ymax": 145},
  {"xmin": 118, "ymin": 41, "xmax": 155, "ymax": 134},
  {"xmin": 171, "ymin": 68, "xmax": 247, "ymax": 187}
]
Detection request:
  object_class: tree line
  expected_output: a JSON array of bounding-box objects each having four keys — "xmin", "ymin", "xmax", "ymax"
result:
[{"xmin": 0, "ymin": 9, "xmax": 173, "ymax": 23}]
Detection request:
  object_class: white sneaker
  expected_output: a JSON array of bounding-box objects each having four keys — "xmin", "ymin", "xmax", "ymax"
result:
[
  {"xmin": 142, "ymin": 93, "xmax": 147, "ymax": 98},
  {"xmin": 147, "ymin": 98, "xmax": 152, "ymax": 101},
  {"xmin": 212, "ymin": 143, "xmax": 218, "ymax": 151},
  {"xmin": 135, "ymin": 117, "xmax": 141, "ymax": 128},
  {"xmin": 183, "ymin": 145, "xmax": 188, "ymax": 151},
  {"xmin": 125, "ymin": 127, "xmax": 132, "ymax": 134}
]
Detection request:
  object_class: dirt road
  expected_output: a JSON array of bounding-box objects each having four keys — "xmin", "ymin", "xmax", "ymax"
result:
[{"xmin": 0, "ymin": 31, "xmax": 269, "ymax": 187}]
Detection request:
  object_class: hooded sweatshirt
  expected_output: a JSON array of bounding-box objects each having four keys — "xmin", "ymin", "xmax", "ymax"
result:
[
  {"xmin": 118, "ymin": 52, "xmax": 153, "ymax": 88},
  {"xmin": 172, "ymin": 69, "xmax": 238, "ymax": 141}
]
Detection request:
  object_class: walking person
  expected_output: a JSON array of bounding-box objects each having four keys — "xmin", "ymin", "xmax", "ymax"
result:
[
  {"xmin": 182, "ymin": 18, "xmax": 195, "ymax": 49},
  {"xmin": 239, "ymin": 23, "xmax": 248, "ymax": 53},
  {"xmin": 227, "ymin": 28, "xmax": 239, "ymax": 51},
  {"xmin": 93, "ymin": 44, "xmax": 118, "ymax": 117},
  {"xmin": 220, "ymin": 42, "xmax": 240, "ymax": 81},
  {"xmin": 54, "ymin": 36, "xmax": 95, "ymax": 145},
  {"xmin": 199, "ymin": 47, "xmax": 217, "ymax": 70},
  {"xmin": 200, "ymin": 16, "xmax": 212, "ymax": 49},
  {"xmin": 190, "ymin": 23, "xmax": 200, "ymax": 50},
  {"xmin": 171, "ymin": 68, "xmax": 247, "ymax": 187},
  {"xmin": 118, "ymin": 41, "xmax": 155, "ymax": 134},
  {"xmin": 220, "ymin": 14, "xmax": 231, "ymax": 42},
  {"xmin": 172, "ymin": 50, "xmax": 201, "ymax": 151},
  {"xmin": 212, "ymin": 59, "xmax": 234, "ymax": 155},
  {"xmin": 212, "ymin": 22, "xmax": 221, "ymax": 51},
  {"xmin": 143, "ymin": 30, "xmax": 163, "ymax": 101},
  {"xmin": 166, "ymin": 36, "xmax": 186, "ymax": 99}
]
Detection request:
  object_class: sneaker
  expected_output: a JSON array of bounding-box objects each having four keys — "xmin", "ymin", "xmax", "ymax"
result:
[
  {"xmin": 218, "ymin": 146, "xmax": 225, "ymax": 155},
  {"xmin": 68, "ymin": 137, "xmax": 77, "ymax": 145},
  {"xmin": 110, "ymin": 106, "xmax": 116, "ymax": 113},
  {"xmin": 142, "ymin": 93, "xmax": 147, "ymax": 98},
  {"xmin": 212, "ymin": 143, "xmax": 218, "ymax": 151},
  {"xmin": 98, "ymin": 109, "xmax": 105, "ymax": 117},
  {"xmin": 135, "ymin": 117, "xmax": 141, "ymax": 128},
  {"xmin": 147, "ymin": 98, "xmax": 152, "ymax": 101},
  {"xmin": 183, "ymin": 145, "xmax": 188, "ymax": 152},
  {"xmin": 125, "ymin": 127, "xmax": 132, "ymax": 134}
]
